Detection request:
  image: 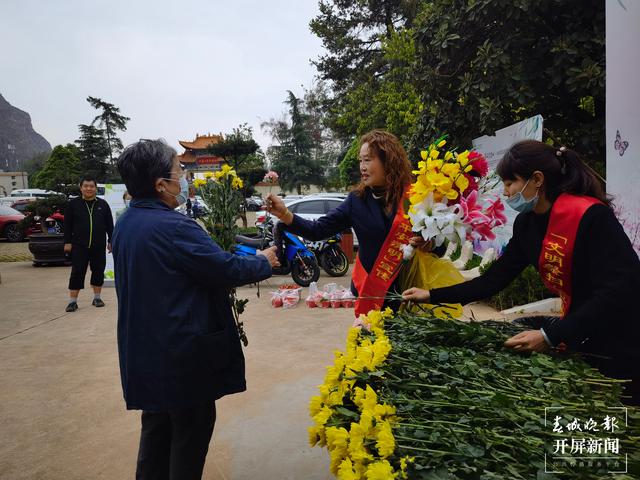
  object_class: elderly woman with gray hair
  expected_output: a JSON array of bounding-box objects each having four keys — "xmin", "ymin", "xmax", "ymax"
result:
[{"xmin": 113, "ymin": 139, "xmax": 279, "ymax": 479}]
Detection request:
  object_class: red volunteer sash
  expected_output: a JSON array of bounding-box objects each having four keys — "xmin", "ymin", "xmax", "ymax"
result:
[
  {"xmin": 539, "ymin": 193, "xmax": 602, "ymax": 317},
  {"xmin": 353, "ymin": 200, "xmax": 413, "ymax": 317}
]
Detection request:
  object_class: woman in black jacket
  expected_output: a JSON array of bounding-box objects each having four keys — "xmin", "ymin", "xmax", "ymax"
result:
[
  {"xmin": 266, "ymin": 130, "xmax": 425, "ymax": 316},
  {"xmin": 403, "ymin": 140, "xmax": 640, "ymax": 405}
]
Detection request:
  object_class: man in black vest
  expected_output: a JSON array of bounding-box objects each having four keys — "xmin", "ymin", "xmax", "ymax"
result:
[{"xmin": 63, "ymin": 177, "xmax": 114, "ymax": 312}]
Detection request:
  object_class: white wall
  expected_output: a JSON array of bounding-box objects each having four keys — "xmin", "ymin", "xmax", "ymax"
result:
[{"xmin": 606, "ymin": 0, "xmax": 640, "ymax": 256}]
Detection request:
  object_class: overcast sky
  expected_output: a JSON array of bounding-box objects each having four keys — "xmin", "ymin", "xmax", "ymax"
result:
[{"xmin": 0, "ymin": 0, "xmax": 324, "ymax": 154}]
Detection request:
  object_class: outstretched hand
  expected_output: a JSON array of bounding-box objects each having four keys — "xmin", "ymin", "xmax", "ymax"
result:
[
  {"xmin": 401, "ymin": 287, "xmax": 430, "ymax": 303},
  {"xmin": 265, "ymin": 193, "xmax": 292, "ymax": 224},
  {"xmin": 409, "ymin": 236, "xmax": 434, "ymax": 252},
  {"xmin": 503, "ymin": 330, "xmax": 549, "ymax": 353},
  {"xmin": 257, "ymin": 246, "xmax": 281, "ymax": 268}
]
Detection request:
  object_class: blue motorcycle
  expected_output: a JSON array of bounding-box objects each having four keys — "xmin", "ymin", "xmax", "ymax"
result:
[{"xmin": 234, "ymin": 223, "xmax": 320, "ymax": 287}]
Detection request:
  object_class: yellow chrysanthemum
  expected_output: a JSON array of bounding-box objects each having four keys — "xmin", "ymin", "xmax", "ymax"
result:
[
  {"xmin": 399, "ymin": 456, "xmax": 415, "ymax": 479},
  {"xmin": 309, "ymin": 395, "xmax": 323, "ymax": 417},
  {"xmin": 327, "ymin": 426, "xmax": 350, "ymax": 474},
  {"xmin": 308, "ymin": 424, "xmax": 325, "ymax": 447},
  {"xmin": 326, "ymin": 426, "xmax": 349, "ymax": 453},
  {"xmin": 371, "ymin": 336, "xmax": 391, "ymax": 368},
  {"xmin": 437, "ymin": 139, "xmax": 447, "ymax": 148},
  {"xmin": 231, "ymin": 176, "xmax": 244, "ymax": 189},
  {"xmin": 365, "ymin": 460, "xmax": 397, "ymax": 480},
  {"xmin": 193, "ymin": 179, "xmax": 206, "ymax": 189},
  {"xmin": 375, "ymin": 421, "xmax": 395, "ymax": 458},
  {"xmin": 204, "ymin": 171, "xmax": 214, "ymax": 179},
  {"xmin": 348, "ymin": 422, "xmax": 374, "ymax": 463},
  {"xmin": 313, "ymin": 405, "xmax": 333, "ymax": 426},
  {"xmin": 337, "ymin": 458, "xmax": 359, "ymax": 480},
  {"xmin": 373, "ymin": 403, "xmax": 396, "ymax": 421}
]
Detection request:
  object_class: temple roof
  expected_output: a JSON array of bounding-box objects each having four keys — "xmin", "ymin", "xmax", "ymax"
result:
[{"xmin": 179, "ymin": 133, "xmax": 223, "ymax": 150}]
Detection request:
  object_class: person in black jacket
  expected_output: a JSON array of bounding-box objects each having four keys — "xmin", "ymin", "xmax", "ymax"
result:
[
  {"xmin": 63, "ymin": 176, "xmax": 114, "ymax": 312},
  {"xmin": 402, "ymin": 140, "xmax": 640, "ymax": 405}
]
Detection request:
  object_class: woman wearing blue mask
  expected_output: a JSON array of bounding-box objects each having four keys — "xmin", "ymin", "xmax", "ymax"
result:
[{"xmin": 403, "ymin": 139, "xmax": 640, "ymax": 405}]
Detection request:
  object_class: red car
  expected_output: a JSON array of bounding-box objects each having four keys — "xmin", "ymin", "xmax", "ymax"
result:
[{"xmin": 0, "ymin": 205, "xmax": 27, "ymax": 242}]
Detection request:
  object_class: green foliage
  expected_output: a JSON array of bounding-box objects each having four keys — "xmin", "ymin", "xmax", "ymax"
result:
[
  {"xmin": 480, "ymin": 263, "xmax": 554, "ymax": 311},
  {"xmin": 196, "ymin": 172, "xmax": 249, "ymax": 347},
  {"xmin": 208, "ymin": 124, "xmax": 265, "ymax": 197},
  {"xmin": 411, "ymin": 0, "xmax": 605, "ymax": 166},
  {"xmin": 338, "ymin": 138, "xmax": 361, "ymax": 187},
  {"xmin": 310, "ymin": 2, "xmax": 422, "ymax": 144},
  {"xmin": 75, "ymin": 124, "xmax": 110, "ymax": 181},
  {"xmin": 381, "ymin": 314, "xmax": 640, "ymax": 479},
  {"xmin": 86, "ymin": 96, "xmax": 130, "ymax": 164},
  {"xmin": 32, "ymin": 145, "xmax": 81, "ymax": 195},
  {"xmin": 18, "ymin": 195, "xmax": 67, "ymax": 233},
  {"xmin": 310, "ymin": 0, "xmax": 605, "ymax": 171},
  {"xmin": 263, "ymin": 91, "xmax": 325, "ymax": 194}
]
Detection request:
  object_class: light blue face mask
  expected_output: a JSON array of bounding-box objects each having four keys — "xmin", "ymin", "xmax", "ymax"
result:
[
  {"xmin": 505, "ymin": 179, "xmax": 539, "ymax": 213},
  {"xmin": 163, "ymin": 176, "xmax": 189, "ymax": 206}
]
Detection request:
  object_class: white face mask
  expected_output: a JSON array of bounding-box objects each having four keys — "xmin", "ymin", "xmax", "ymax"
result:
[{"xmin": 162, "ymin": 176, "xmax": 189, "ymax": 206}]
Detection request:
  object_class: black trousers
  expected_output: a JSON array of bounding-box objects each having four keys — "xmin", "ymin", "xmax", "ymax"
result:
[
  {"xmin": 136, "ymin": 403, "xmax": 216, "ymax": 480},
  {"xmin": 68, "ymin": 244, "xmax": 106, "ymax": 290}
]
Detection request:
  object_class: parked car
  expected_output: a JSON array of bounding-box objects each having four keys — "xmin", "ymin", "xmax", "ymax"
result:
[
  {"xmin": 9, "ymin": 198, "xmax": 36, "ymax": 214},
  {"xmin": 11, "ymin": 199, "xmax": 65, "ymax": 234},
  {"xmin": 1, "ymin": 189, "xmax": 65, "ymax": 205},
  {"xmin": 255, "ymin": 195, "xmax": 359, "ymax": 246},
  {"xmin": 0, "ymin": 205, "xmax": 27, "ymax": 242},
  {"xmin": 245, "ymin": 196, "xmax": 264, "ymax": 211}
]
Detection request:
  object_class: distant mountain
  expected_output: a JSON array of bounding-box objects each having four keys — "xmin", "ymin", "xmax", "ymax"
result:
[{"xmin": 0, "ymin": 93, "xmax": 51, "ymax": 172}]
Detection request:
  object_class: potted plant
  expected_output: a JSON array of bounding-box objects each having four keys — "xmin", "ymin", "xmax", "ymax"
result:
[{"xmin": 20, "ymin": 195, "xmax": 70, "ymax": 266}]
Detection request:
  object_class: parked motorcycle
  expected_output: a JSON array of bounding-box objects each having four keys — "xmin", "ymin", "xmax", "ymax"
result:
[
  {"xmin": 234, "ymin": 225, "xmax": 320, "ymax": 287},
  {"xmin": 305, "ymin": 234, "xmax": 349, "ymax": 277}
]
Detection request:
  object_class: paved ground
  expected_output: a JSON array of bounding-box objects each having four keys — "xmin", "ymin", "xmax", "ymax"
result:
[
  {"xmin": 0, "ymin": 240, "xmax": 32, "ymax": 263},
  {"xmin": 0, "ymin": 260, "xmax": 500, "ymax": 480}
]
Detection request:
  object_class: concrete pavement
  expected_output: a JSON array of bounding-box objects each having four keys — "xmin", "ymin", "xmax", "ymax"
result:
[{"xmin": 0, "ymin": 260, "xmax": 500, "ymax": 479}]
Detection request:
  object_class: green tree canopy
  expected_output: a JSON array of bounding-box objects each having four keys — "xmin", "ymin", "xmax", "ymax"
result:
[
  {"xmin": 207, "ymin": 124, "xmax": 265, "ymax": 197},
  {"xmin": 263, "ymin": 91, "xmax": 326, "ymax": 194},
  {"xmin": 411, "ymin": 0, "xmax": 605, "ymax": 169},
  {"xmin": 87, "ymin": 96, "xmax": 130, "ymax": 164},
  {"xmin": 310, "ymin": 0, "xmax": 605, "ymax": 172},
  {"xmin": 32, "ymin": 144, "xmax": 81, "ymax": 195},
  {"xmin": 75, "ymin": 124, "xmax": 110, "ymax": 181}
]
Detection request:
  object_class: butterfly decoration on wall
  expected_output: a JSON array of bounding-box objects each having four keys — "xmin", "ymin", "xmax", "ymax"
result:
[{"xmin": 614, "ymin": 130, "xmax": 629, "ymax": 156}]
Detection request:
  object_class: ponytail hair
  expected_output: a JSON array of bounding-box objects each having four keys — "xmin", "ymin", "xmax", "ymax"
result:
[{"xmin": 497, "ymin": 140, "xmax": 611, "ymax": 207}]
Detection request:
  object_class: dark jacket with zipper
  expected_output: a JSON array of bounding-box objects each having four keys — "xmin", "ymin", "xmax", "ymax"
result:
[
  {"xmin": 430, "ymin": 203, "xmax": 640, "ymax": 384},
  {"xmin": 112, "ymin": 198, "xmax": 272, "ymax": 412},
  {"xmin": 64, "ymin": 196, "xmax": 114, "ymax": 248}
]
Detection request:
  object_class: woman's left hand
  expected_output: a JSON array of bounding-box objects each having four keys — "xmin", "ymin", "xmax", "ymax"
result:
[
  {"xmin": 504, "ymin": 330, "xmax": 549, "ymax": 353},
  {"xmin": 409, "ymin": 236, "xmax": 433, "ymax": 252}
]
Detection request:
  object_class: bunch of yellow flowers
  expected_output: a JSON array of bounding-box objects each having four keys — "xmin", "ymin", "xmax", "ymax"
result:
[
  {"xmin": 409, "ymin": 138, "xmax": 474, "ymax": 207},
  {"xmin": 309, "ymin": 308, "xmax": 414, "ymax": 479},
  {"xmin": 194, "ymin": 165, "xmax": 244, "ymax": 190}
]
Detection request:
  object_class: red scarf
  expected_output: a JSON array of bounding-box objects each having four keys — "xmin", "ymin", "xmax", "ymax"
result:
[
  {"xmin": 539, "ymin": 193, "xmax": 602, "ymax": 317},
  {"xmin": 352, "ymin": 198, "xmax": 412, "ymax": 317}
]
